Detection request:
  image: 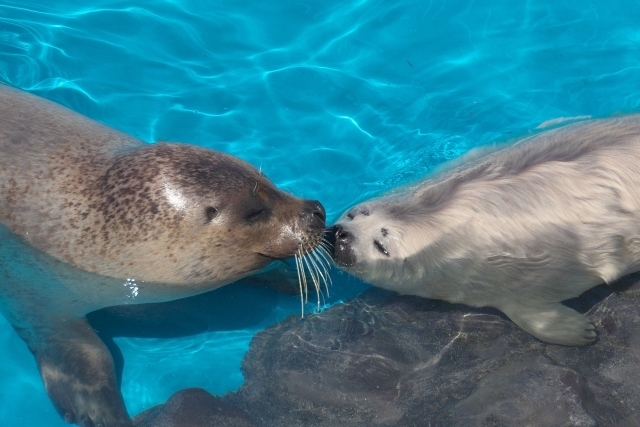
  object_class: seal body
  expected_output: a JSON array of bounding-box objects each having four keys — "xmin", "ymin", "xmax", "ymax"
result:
[
  {"xmin": 331, "ymin": 115, "xmax": 640, "ymax": 346},
  {"xmin": 0, "ymin": 84, "xmax": 326, "ymax": 426}
]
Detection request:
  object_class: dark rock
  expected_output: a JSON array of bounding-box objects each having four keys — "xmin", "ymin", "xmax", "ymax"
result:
[
  {"xmin": 132, "ymin": 388, "xmax": 255, "ymax": 427},
  {"xmin": 132, "ymin": 275, "xmax": 640, "ymax": 426},
  {"xmin": 226, "ymin": 275, "xmax": 640, "ymax": 426}
]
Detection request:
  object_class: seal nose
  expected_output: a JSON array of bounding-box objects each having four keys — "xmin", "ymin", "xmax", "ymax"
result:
[
  {"xmin": 334, "ymin": 225, "xmax": 353, "ymax": 245},
  {"xmin": 312, "ymin": 201, "xmax": 326, "ymax": 223},
  {"xmin": 302, "ymin": 200, "xmax": 326, "ymax": 227},
  {"xmin": 329, "ymin": 224, "xmax": 357, "ymax": 266}
]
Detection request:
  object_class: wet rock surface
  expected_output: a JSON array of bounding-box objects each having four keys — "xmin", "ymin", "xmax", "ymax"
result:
[
  {"xmin": 134, "ymin": 275, "xmax": 640, "ymax": 427},
  {"xmin": 132, "ymin": 388, "xmax": 256, "ymax": 427}
]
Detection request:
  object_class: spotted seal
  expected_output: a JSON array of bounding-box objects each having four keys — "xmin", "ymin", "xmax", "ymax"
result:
[{"xmin": 0, "ymin": 84, "xmax": 326, "ymax": 426}]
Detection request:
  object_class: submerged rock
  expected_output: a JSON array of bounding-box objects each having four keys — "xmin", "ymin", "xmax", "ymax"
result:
[
  {"xmin": 134, "ymin": 274, "xmax": 640, "ymax": 426},
  {"xmin": 132, "ymin": 388, "xmax": 255, "ymax": 427}
]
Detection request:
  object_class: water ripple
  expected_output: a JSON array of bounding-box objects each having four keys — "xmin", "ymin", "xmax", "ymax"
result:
[{"xmin": 1, "ymin": 0, "xmax": 640, "ymax": 425}]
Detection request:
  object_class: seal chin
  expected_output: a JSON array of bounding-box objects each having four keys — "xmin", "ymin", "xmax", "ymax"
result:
[{"xmin": 328, "ymin": 224, "xmax": 357, "ymax": 267}]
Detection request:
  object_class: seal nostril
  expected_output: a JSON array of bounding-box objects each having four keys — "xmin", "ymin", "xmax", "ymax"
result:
[
  {"xmin": 335, "ymin": 225, "xmax": 352, "ymax": 242},
  {"xmin": 331, "ymin": 224, "xmax": 357, "ymax": 266},
  {"xmin": 313, "ymin": 203, "xmax": 326, "ymax": 222},
  {"xmin": 304, "ymin": 200, "xmax": 326, "ymax": 224}
]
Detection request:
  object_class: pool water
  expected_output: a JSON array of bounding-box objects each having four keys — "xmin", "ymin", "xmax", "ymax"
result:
[{"xmin": 1, "ymin": 0, "xmax": 639, "ymax": 425}]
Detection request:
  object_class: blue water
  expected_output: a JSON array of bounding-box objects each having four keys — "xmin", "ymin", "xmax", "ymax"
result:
[{"xmin": 1, "ymin": 0, "xmax": 640, "ymax": 425}]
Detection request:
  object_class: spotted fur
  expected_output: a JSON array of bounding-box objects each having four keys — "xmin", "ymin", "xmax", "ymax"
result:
[{"xmin": 0, "ymin": 84, "xmax": 326, "ymax": 426}]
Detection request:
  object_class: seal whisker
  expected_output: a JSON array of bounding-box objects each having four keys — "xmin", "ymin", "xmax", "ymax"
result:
[
  {"xmin": 294, "ymin": 251, "xmax": 307, "ymax": 317},
  {"xmin": 318, "ymin": 242, "xmax": 333, "ymax": 265},
  {"xmin": 309, "ymin": 246, "xmax": 329, "ymax": 276},
  {"xmin": 315, "ymin": 245, "xmax": 334, "ymax": 279},
  {"xmin": 316, "ymin": 246, "xmax": 334, "ymax": 297},
  {"xmin": 307, "ymin": 250, "xmax": 328, "ymax": 293},
  {"xmin": 306, "ymin": 243, "xmax": 334, "ymax": 305},
  {"xmin": 315, "ymin": 244, "xmax": 334, "ymax": 272},
  {"xmin": 316, "ymin": 240, "xmax": 331, "ymax": 258},
  {"xmin": 300, "ymin": 248, "xmax": 310, "ymax": 304},
  {"xmin": 310, "ymin": 248, "xmax": 332, "ymax": 290},
  {"xmin": 319, "ymin": 239, "xmax": 334, "ymax": 250},
  {"xmin": 321, "ymin": 235, "xmax": 335, "ymax": 248},
  {"xmin": 301, "ymin": 249, "xmax": 322, "ymax": 312}
]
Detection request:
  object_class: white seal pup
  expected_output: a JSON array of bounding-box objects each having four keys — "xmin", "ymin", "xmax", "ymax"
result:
[
  {"xmin": 0, "ymin": 84, "xmax": 326, "ymax": 427},
  {"xmin": 330, "ymin": 115, "xmax": 640, "ymax": 346}
]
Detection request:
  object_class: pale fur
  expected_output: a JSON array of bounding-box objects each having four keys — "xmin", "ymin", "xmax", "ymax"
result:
[{"xmin": 333, "ymin": 115, "xmax": 640, "ymax": 345}]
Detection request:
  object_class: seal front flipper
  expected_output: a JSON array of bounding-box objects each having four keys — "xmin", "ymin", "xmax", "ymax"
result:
[
  {"xmin": 500, "ymin": 301, "xmax": 596, "ymax": 346},
  {"xmin": 30, "ymin": 317, "xmax": 132, "ymax": 427}
]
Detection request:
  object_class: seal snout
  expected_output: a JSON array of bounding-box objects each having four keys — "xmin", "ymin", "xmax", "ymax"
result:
[
  {"xmin": 334, "ymin": 225, "xmax": 353, "ymax": 245},
  {"xmin": 301, "ymin": 200, "xmax": 326, "ymax": 228},
  {"xmin": 328, "ymin": 224, "xmax": 357, "ymax": 267},
  {"xmin": 294, "ymin": 200, "xmax": 327, "ymax": 256}
]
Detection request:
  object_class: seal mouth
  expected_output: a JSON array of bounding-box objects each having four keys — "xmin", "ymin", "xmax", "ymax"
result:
[{"xmin": 256, "ymin": 252, "xmax": 284, "ymax": 261}]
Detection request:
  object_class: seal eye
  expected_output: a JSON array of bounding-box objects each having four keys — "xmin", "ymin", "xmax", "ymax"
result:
[
  {"xmin": 246, "ymin": 209, "xmax": 266, "ymax": 222},
  {"xmin": 374, "ymin": 239, "xmax": 389, "ymax": 256},
  {"xmin": 205, "ymin": 206, "xmax": 218, "ymax": 222}
]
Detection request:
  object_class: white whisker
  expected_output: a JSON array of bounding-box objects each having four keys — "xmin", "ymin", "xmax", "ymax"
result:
[
  {"xmin": 310, "ymin": 249, "xmax": 332, "ymax": 290},
  {"xmin": 308, "ymin": 250, "xmax": 323, "ymax": 284},
  {"xmin": 315, "ymin": 245, "xmax": 334, "ymax": 271},
  {"xmin": 298, "ymin": 248, "xmax": 309, "ymax": 304},
  {"xmin": 309, "ymin": 247, "xmax": 328, "ymax": 274},
  {"xmin": 291, "ymin": 237, "xmax": 335, "ymax": 317},
  {"xmin": 315, "ymin": 246, "xmax": 334, "ymax": 291},
  {"xmin": 319, "ymin": 239, "xmax": 332, "ymax": 249},
  {"xmin": 320, "ymin": 237, "xmax": 334, "ymax": 250},
  {"xmin": 301, "ymin": 250, "xmax": 321, "ymax": 312},
  {"xmin": 294, "ymin": 251, "xmax": 307, "ymax": 318},
  {"xmin": 318, "ymin": 242, "xmax": 336, "ymax": 262},
  {"xmin": 294, "ymin": 253, "xmax": 303, "ymax": 317}
]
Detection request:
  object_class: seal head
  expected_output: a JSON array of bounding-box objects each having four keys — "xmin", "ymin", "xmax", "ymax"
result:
[{"xmin": 85, "ymin": 142, "xmax": 326, "ymax": 285}]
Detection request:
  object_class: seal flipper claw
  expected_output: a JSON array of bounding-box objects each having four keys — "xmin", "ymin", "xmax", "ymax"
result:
[{"xmin": 501, "ymin": 301, "xmax": 597, "ymax": 346}]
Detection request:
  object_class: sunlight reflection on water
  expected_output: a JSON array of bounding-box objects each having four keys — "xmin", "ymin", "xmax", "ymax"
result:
[{"xmin": 1, "ymin": 0, "xmax": 640, "ymax": 424}]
